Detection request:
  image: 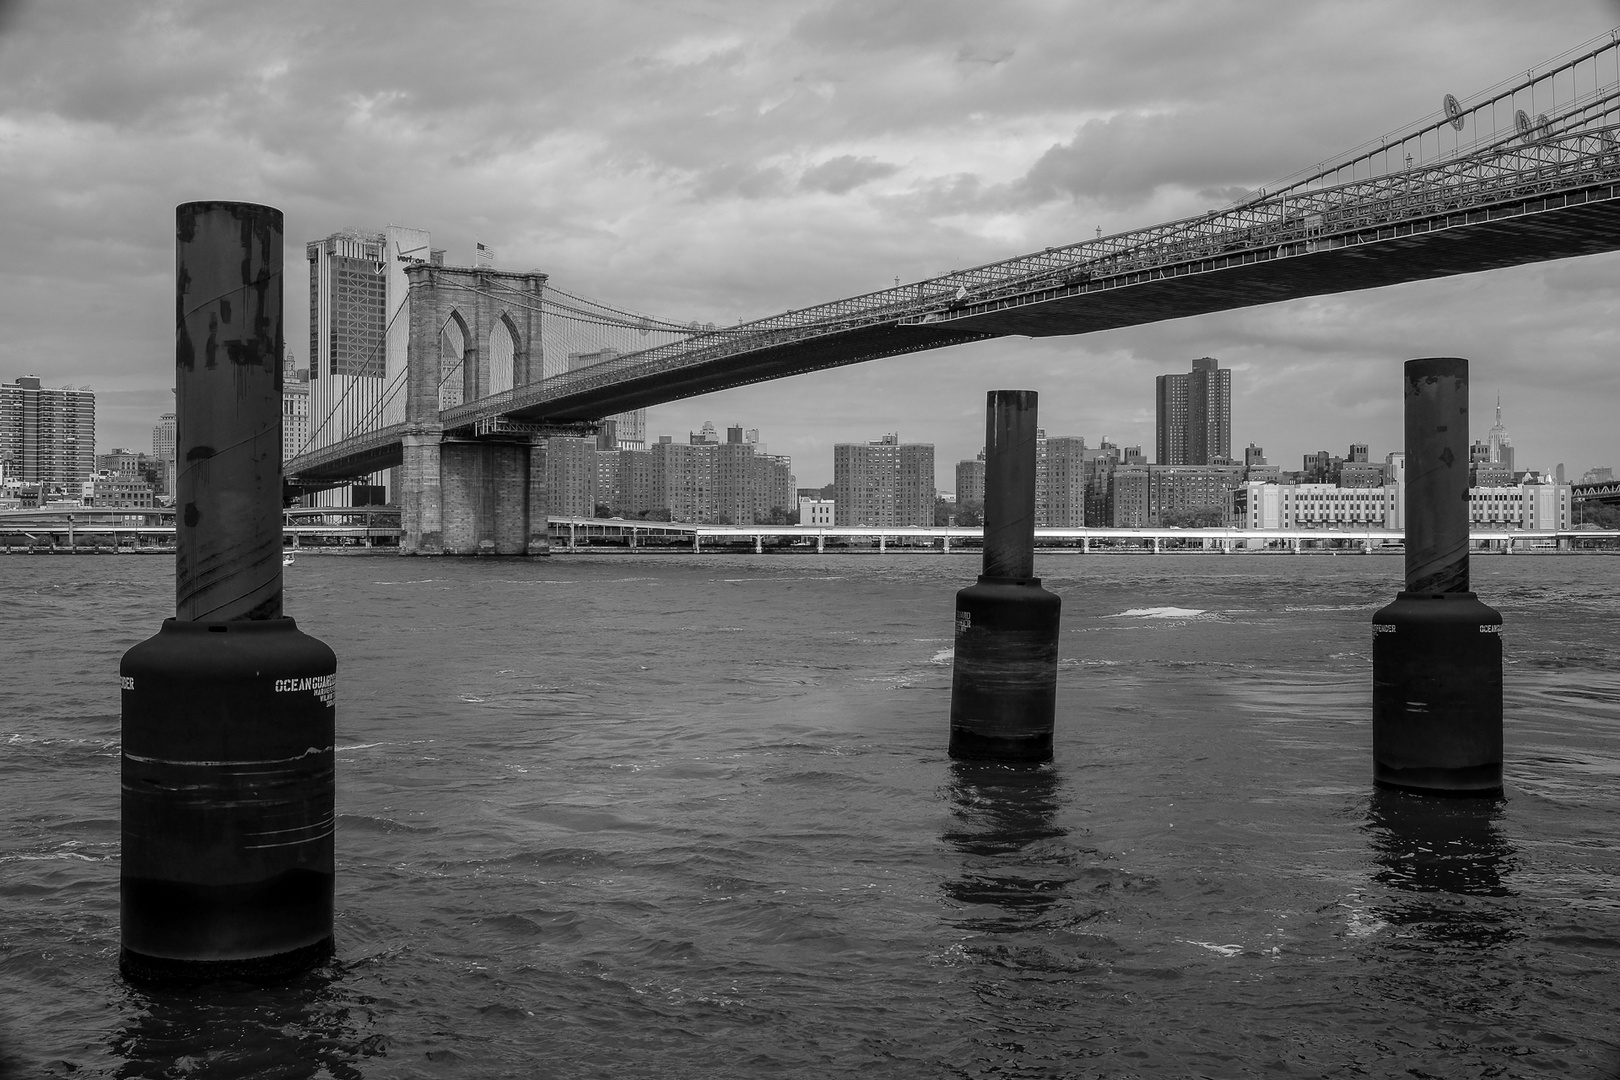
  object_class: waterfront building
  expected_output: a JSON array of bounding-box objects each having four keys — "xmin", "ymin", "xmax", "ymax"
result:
[
  {"xmin": 651, "ymin": 440, "xmax": 713, "ymax": 523},
  {"xmin": 1301, "ymin": 450, "xmax": 1343, "ymax": 485},
  {"xmin": 0, "ymin": 375, "xmax": 95, "ymax": 491},
  {"xmin": 95, "ymin": 448, "xmax": 144, "ymax": 477},
  {"xmin": 833, "ymin": 433, "xmax": 935, "ymax": 527},
  {"xmin": 87, "ymin": 474, "xmax": 155, "ymax": 509},
  {"xmin": 545, "ymin": 435, "xmax": 599, "ymax": 518},
  {"xmin": 1229, "ymin": 472, "xmax": 1569, "ymax": 532},
  {"xmin": 1111, "ymin": 462, "xmax": 1150, "ymax": 527},
  {"xmin": 799, "ymin": 498, "xmax": 834, "ymax": 526},
  {"xmin": 1339, "ymin": 460, "xmax": 1387, "ymax": 488},
  {"xmin": 955, "ymin": 455, "xmax": 985, "ymax": 506},
  {"xmin": 1155, "ymin": 357, "xmax": 1231, "ymax": 465},
  {"xmin": 152, "ymin": 411, "xmax": 176, "ymax": 497},
  {"xmin": 637, "ymin": 426, "xmax": 794, "ymax": 524},
  {"xmin": 567, "ymin": 348, "xmax": 646, "ymax": 448},
  {"xmin": 282, "ymin": 356, "xmax": 310, "ymax": 467},
  {"xmin": 751, "ymin": 453, "xmax": 797, "ymax": 523},
  {"xmin": 613, "ymin": 447, "xmax": 655, "ymax": 517},
  {"xmin": 1519, "ymin": 480, "xmax": 1571, "ymax": 530},
  {"xmin": 595, "ymin": 448, "xmax": 621, "ymax": 513},
  {"xmin": 306, "ymin": 225, "xmax": 440, "ymax": 504},
  {"xmin": 1384, "ymin": 452, "xmax": 1406, "ymax": 531},
  {"xmin": 1045, "ymin": 436, "xmax": 1088, "ymax": 527}
]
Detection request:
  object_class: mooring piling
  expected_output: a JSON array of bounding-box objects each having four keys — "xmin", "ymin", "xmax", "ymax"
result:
[
  {"xmin": 1371, "ymin": 357, "xmax": 1503, "ymax": 796},
  {"xmin": 120, "ymin": 202, "xmax": 338, "ymax": 982},
  {"xmin": 948, "ymin": 390, "xmax": 1062, "ymax": 762}
]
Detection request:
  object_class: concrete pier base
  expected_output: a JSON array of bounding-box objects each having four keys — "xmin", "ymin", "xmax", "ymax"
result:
[{"xmin": 401, "ymin": 435, "xmax": 548, "ymax": 555}]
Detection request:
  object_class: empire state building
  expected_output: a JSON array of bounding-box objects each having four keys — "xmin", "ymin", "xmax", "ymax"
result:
[{"xmin": 1487, "ymin": 396, "xmax": 1514, "ymax": 471}]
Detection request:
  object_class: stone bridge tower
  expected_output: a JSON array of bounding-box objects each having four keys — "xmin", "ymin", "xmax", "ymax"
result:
[{"xmin": 399, "ymin": 264, "xmax": 551, "ymax": 555}]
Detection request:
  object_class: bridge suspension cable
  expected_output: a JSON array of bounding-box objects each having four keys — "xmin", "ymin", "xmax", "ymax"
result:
[{"xmin": 289, "ymin": 26, "xmax": 1620, "ymax": 479}]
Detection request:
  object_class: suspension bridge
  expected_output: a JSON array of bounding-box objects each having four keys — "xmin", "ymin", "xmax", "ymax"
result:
[{"xmin": 285, "ymin": 33, "xmax": 1620, "ymax": 555}]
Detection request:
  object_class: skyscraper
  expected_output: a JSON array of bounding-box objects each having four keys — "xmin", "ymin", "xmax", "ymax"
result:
[
  {"xmin": 152, "ymin": 411, "xmax": 176, "ymax": 496},
  {"xmin": 0, "ymin": 375, "xmax": 95, "ymax": 490},
  {"xmin": 1155, "ymin": 357, "xmax": 1231, "ymax": 465},
  {"xmin": 1487, "ymin": 396, "xmax": 1514, "ymax": 471},
  {"xmin": 306, "ymin": 225, "xmax": 438, "ymax": 503}
]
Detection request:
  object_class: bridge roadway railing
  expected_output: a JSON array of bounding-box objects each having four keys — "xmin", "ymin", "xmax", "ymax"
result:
[{"xmin": 442, "ymin": 125, "xmax": 1620, "ymax": 433}]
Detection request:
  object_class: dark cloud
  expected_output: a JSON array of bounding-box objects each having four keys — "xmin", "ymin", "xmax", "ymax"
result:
[{"xmin": 799, "ymin": 155, "xmax": 898, "ymax": 194}]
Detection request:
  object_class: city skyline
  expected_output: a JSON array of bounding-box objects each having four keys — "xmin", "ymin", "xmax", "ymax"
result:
[{"xmin": 2, "ymin": 4, "xmax": 1618, "ymax": 488}]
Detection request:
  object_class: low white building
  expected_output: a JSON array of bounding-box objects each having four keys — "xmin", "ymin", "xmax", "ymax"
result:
[
  {"xmin": 1229, "ymin": 477, "xmax": 1570, "ymax": 531},
  {"xmin": 798, "ymin": 497, "xmax": 834, "ymax": 526}
]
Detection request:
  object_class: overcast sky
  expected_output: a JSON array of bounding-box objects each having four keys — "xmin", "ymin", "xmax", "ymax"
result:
[{"xmin": 3, "ymin": 0, "xmax": 1619, "ymax": 488}]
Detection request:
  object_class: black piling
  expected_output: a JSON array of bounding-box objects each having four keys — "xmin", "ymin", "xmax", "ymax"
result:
[
  {"xmin": 1372, "ymin": 357, "xmax": 1503, "ymax": 796},
  {"xmin": 949, "ymin": 391, "xmax": 1062, "ymax": 762},
  {"xmin": 120, "ymin": 202, "xmax": 338, "ymax": 982}
]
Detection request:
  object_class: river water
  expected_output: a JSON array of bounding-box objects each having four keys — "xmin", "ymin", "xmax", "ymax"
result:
[{"xmin": 1, "ymin": 551, "xmax": 1617, "ymax": 1078}]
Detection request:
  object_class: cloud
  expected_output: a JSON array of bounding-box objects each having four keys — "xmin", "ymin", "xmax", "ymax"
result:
[
  {"xmin": 0, "ymin": 0, "xmax": 1615, "ymax": 478},
  {"xmin": 799, "ymin": 154, "xmax": 899, "ymax": 194}
]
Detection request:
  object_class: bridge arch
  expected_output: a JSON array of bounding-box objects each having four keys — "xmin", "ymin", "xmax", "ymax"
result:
[
  {"xmin": 439, "ymin": 308, "xmax": 472, "ymax": 410},
  {"xmin": 487, "ymin": 311, "xmax": 523, "ymax": 396},
  {"xmin": 403, "ymin": 265, "xmax": 549, "ymax": 427}
]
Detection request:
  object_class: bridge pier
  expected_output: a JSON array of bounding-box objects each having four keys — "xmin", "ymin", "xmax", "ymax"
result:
[
  {"xmin": 754, "ymin": 534, "xmax": 762, "ymax": 554},
  {"xmin": 400, "ymin": 435, "xmax": 549, "ymax": 556},
  {"xmin": 943, "ymin": 534, "xmax": 950, "ymax": 553},
  {"xmin": 816, "ymin": 534, "xmax": 825, "ymax": 553},
  {"xmin": 879, "ymin": 535, "xmax": 887, "ymax": 553}
]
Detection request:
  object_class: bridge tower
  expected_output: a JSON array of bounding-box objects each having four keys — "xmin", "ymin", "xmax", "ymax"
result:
[{"xmin": 400, "ymin": 264, "xmax": 552, "ymax": 555}]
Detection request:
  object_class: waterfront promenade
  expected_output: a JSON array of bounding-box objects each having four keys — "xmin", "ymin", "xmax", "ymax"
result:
[{"xmin": 4, "ymin": 507, "xmax": 1616, "ymax": 554}]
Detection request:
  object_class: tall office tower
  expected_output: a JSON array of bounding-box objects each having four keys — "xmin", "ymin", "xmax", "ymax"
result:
[
  {"xmin": 1154, "ymin": 356, "xmax": 1231, "ymax": 465},
  {"xmin": 152, "ymin": 411, "xmax": 176, "ymax": 496},
  {"xmin": 307, "ymin": 225, "xmax": 436, "ymax": 503},
  {"xmin": 1487, "ymin": 396, "xmax": 1514, "ymax": 471},
  {"xmin": 1045, "ymin": 436, "xmax": 1088, "ymax": 527},
  {"xmin": 0, "ymin": 375, "xmax": 95, "ymax": 490},
  {"xmin": 567, "ymin": 348, "xmax": 647, "ymax": 448},
  {"xmin": 832, "ymin": 433, "xmax": 935, "ymax": 527}
]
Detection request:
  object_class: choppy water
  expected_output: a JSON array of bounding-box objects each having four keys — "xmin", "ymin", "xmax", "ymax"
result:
[{"xmin": 2, "ymin": 551, "xmax": 1618, "ymax": 1078}]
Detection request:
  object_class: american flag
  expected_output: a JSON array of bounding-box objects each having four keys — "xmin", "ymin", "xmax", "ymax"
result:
[{"xmin": 476, "ymin": 241, "xmax": 494, "ymax": 262}]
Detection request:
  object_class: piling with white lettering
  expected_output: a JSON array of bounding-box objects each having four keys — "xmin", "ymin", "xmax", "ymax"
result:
[
  {"xmin": 120, "ymin": 202, "xmax": 339, "ymax": 982},
  {"xmin": 1371, "ymin": 357, "xmax": 1503, "ymax": 796},
  {"xmin": 948, "ymin": 390, "xmax": 1062, "ymax": 761}
]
